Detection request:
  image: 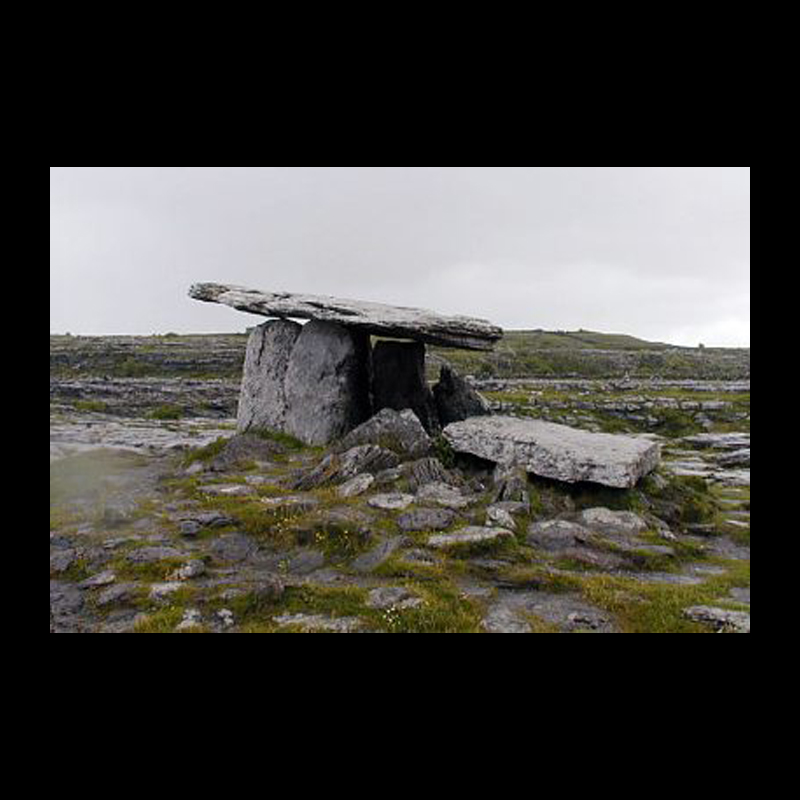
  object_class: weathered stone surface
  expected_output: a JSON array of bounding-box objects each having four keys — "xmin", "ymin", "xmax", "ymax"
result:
[
  {"xmin": 366, "ymin": 587, "xmax": 424, "ymax": 610},
  {"xmin": 491, "ymin": 463, "xmax": 530, "ymax": 506},
  {"xmin": 444, "ymin": 416, "xmax": 661, "ymax": 489},
  {"xmin": 433, "ymin": 364, "xmax": 491, "ymax": 426},
  {"xmin": 236, "ymin": 318, "xmax": 371, "ymax": 445},
  {"xmin": 486, "ymin": 505, "xmax": 516, "ymax": 531},
  {"xmin": 367, "ymin": 493, "xmax": 415, "ymax": 511},
  {"xmin": 283, "ymin": 320, "xmax": 372, "ymax": 445},
  {"xmin": 416, "ymin": 482, "xmax": 472, "ymax": 510},
  {"xmin": 372, "ymin": 341, "xmax": 439, "ymax": 433},
  {"xmin": 527, "ymin": 520, "xmax": 594, "ymax": 551},
  {"xmin": 293, "ymin": 445, "xmax": 400, "ymax": 490},
  {"xmin": 350, "ymin": 536, "xmax": 405, "ymax": 573},
  {"xmin": 189, "ymin": 283, "xmax": 503, "ymax": 351},
  {"xmin": 209, "ymin": 533, "xmax": 257, "ymax": 563},
  {"xmin": 397, "ymin": 507, "xmax": 456, "ymax": 532},
  {"xmin": 427, "ymin": 527, "xmax": 514, "ymax": 549},
  {"xmin": 683, "ymin": 605, "xmax": 750, "ymax": 633},
  {"xmin": 337, "ymin": 473, "xmax": 375, "ymax": 498},
  {"xmin": 198, "ymin": 483, "xmax": 256, "ymax": 497},
  {"xmin": 578, "ymin": 508, "xmax": 648, "ymax": 535},
  {"xmin": 402, "ymin": 457, "xmax": 455, "ymax": 491},
  {"xmin": 237, "ymin": 320, "xmax": 301, "ymax": 434},
  {"xmin": 335, "ymin": 408, "xmax": 431, "ymax": 460},
  {"xmin": 273, "ymin": 613, "xmax": 363, "ymax": 633},
  {"xmin": 483, "ymin": 591, "xmax": 617, "ymax": 633}
]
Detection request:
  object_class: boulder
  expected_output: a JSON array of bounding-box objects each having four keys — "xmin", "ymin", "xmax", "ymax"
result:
[
  {"xmin": 335, "ymin": 408, "xmax": 431, "ymax": 460},
  {"xmin": 443, "ymin": 416, "xmax": 661, "ymax": 489},
  {"xmin": 372, "ymin": 341, "xmax": 439, "ymax": 434},
  {"xmin": 402, "ymin": 457, "xmax": 455, "ymax": 491},
  {"xmin": 294, "ymin": 445, "xmax": 400, "ymax": 490},
  {"xmin": 189, "ymin": 283, "xmax": 503, "ymax": 351},
  {"xmin": 433, "ymin": 364, "xmax": 491, "ymax": 426}
]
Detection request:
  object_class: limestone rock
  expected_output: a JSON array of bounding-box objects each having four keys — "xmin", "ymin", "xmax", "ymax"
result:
[
  {"xmin": 578, "ymin": 508, "xmax": 649, "ymax": 534},
  {"xmin": 491, "ymin": 463, "xmax": 530, "ymax": 506},
  {"xmin": 527, "ymin": 519, "xmax": 594, "ymax": 551},
  {"xmin": 367, "ymin": 493, "xmax": 415, "ymax": 511},
  {"xmin": 237, "ymin": 319, "xmax": 301, "ymax": 434},
  {"xmin": 337, "ymin": 473, "xmax": 375, "ymax": 498},
  {"xmin": 273, "ymin": 613, "xmax": 363, "ymax": 633},
  {"xmin": 444, "ymin": 416, "xmax": 661, "ymax": 489},
  {"xmin": 283, "ymin": 320, "xmax": 372, "ymax": 445},
  {"xmin": 416, "ymin": 482, "xmax": 472, "ymax": 510},
  {"xmin": 294, "ymin": 445, "xmax": 400, "ymax": 490},
  {"xmin": 366, "ymin": 587, "xmax": 424, "ymax": 610},
  {"xmin": 427, "ymin": 527, "xmax": 514, "ymax": 550},
  {"xmin": 433, "ymin": 364, "xmax": 491, "ymax": 426},
  {"xmin": 683, "ymin": 605, "xmax": 750, "ymax": 633},
  {"xmin": 335, "ymin": 408, "xmax": 431, "ymax": 460},
  {"xmin": 486, "ymin": 505, "xmax": 517, "ymax": 531},
  {"xmin": 397, "ymin": 507, "xmax": 456, "ymax": 532},
  {"xmin": 236, "ymin": 318, "xmax": 371, "ymax": 445},
  {"xmin": 189, "ymin": 283, "xmax": 503, "ymax": 351},
  {"xmin": 402, "ymin": 457, "xmax": 455, "ymax": 491}
]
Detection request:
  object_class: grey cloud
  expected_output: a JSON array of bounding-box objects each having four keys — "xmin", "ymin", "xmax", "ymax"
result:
[{"xmin": 49, "ymin": 167, "xmax": 750, "ymax": 345}]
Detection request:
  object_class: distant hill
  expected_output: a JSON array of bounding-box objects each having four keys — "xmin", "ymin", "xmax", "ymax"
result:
[
  {"xmin": 490, "ymin": 329, "xmax": 675, "ymax": 351},
  {"xmin": 50, "ymin": 330, "xmax": 750, "ymax": 382},
  {"xmin": 428, "ymin": 330, "xmax": 749, "ymax": 381}
]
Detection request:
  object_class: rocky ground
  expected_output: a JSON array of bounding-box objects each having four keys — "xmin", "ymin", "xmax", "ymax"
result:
[{"xmin": 50, "ymin": 335, "xmax": 750, "ymax": 634}]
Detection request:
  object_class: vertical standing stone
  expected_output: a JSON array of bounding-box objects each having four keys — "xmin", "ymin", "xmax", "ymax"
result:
[
  {"xmin": 283, "ymin": 320, "xmax": 372, "ymax": 445},
  {"xmin": 372, "ymin": 340, "xmax": 439, "ymax": 434},
  {"xmin": 237, "ymin": 320, "xmax": 302, "ymax": 434},
  {"xmin": 237, "ymin": 319, "xmax": 372, "ymax": 446}
]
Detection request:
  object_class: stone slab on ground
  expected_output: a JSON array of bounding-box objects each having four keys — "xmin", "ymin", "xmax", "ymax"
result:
[
  {"xmin": 427, "ymin": 527, "xmax": 514, "ymax": 550},
  {"xmin": 444, "ymin": 415, "xmax": 661, "ymax": 489}
]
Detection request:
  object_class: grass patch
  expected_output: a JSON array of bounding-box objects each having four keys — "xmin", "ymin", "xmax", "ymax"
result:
[
  {"xmin": 147, "ymin": 404, "xmax": 183, "ymax": 420},
  {"xmin": 579, "ymin": 558, "xmax": 750, "ymax": 633}
]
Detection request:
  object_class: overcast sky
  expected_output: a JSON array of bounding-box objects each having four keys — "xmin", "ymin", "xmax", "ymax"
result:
[{"xmin": 50, "ymin": 167, "xmax": 750, "ymax": 346}]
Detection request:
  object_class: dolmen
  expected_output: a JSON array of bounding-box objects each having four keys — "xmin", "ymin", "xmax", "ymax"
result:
[
  {"xmin": 189, "ymin": 282, "xmax": 660, "ymax": 489},
  {"xmin": 189, "ymin": 283, "xmax": 500, "ymax": 445}
]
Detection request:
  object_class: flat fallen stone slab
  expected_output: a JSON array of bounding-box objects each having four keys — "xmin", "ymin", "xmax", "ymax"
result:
[
  {"xmin": 189, "ymin": 283, "xmax": 503, "ymax": 351},
  {"xmin": 367, "ymin": 493, "xmax": 415, "ymax": 511},
  {"xmin": 273, "ymin": 613, "xmax": 363, "ymax": 633},
  {"xmin": 427, "ymin": 527, "xmax": 514, "ymax": 549},
  {"xmin": 444, "ymin": 416, "xmax": 661, "ymax": 489},
  {"xmin": 683, "ymin": 605, "xmax": 750, "ymax": 633}
]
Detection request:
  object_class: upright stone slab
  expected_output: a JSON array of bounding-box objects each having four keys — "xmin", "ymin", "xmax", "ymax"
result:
[
  {"xmin": 283, "ymin": 320, "xmax": 372, "ymax": 446},
  {"xmin": 237, "ymin": 320, "xmax": 302, "ymax": 434},
  {"xmin": 237, "ymin": 319, "xmax": 372, "ymax": 446},
  {"xmin": 372, "ymin": 341, "xmax": 439, "ymax": 434}
]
